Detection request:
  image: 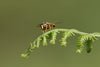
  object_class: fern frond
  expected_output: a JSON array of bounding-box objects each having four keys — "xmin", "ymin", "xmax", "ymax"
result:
[
  {"xmin": 42, "ymin": 35, "xmax": 47, "ymax": 46},
  {"xmin": 76, "ymin": 34, "xmax": 98, "ymax": 53},
  {"xmin": 50, "ymin": 30, "xmax": 59, "ymax": 44},
  {"xmin": 21, "ymin": 29, "xmax": 100, "ymax": 58},
  {"xmin": 60, "ymin": 29, "xmax": 75, "ymax": 47}
]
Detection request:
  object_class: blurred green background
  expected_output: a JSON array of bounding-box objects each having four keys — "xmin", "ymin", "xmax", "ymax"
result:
[{"xmin": 0, "ymin": 0, "xmax": 100, "ymax": 67}]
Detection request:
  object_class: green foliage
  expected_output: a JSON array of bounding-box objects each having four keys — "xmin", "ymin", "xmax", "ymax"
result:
[
  {"xmin": 50, "ymin": 30, "xmax": 58, "ymax": 44},
  {"xmin": 42, "ymin": 35, "xmax": 47, "ymax": 46},
  {"xmin": 21, "ymin": 29, "xmax": 100, "ymax": 59},
  {"xmin": 60, "ymin": 30, "xmax": 75, "ymax": 47},
  {"xmin": 76, "ymin": 34, "xmax": 98, "ymax": 53}
]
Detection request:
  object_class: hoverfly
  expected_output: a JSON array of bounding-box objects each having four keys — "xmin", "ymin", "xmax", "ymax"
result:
[{"xmin": 40, "ymin": 22, "xmax": 62, "ymax": 33}]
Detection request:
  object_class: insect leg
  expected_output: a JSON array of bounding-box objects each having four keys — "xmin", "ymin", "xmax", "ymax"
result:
[
  {"xmin": 45, "ymin": 24, "xmax": 47, "ymax": 32},
  {"xmin": 41, "ymin": 25, "xmax": 44, "ymax": 33},
  {"xmin": 48, "ymin": 24, "xmax": 51, "ymax": 30},
  {"xmin": 51, "ymin": 24, "xmax": 53, "ymax": 30},
  {"xmin": 42, "ymin": 30, "xmax": 44, "ymax": 33}
]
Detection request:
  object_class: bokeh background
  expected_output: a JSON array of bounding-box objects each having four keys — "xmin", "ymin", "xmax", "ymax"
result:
[{"xmin": 0, "ymin": 0, "xmax": 100, "ymax": 67}]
